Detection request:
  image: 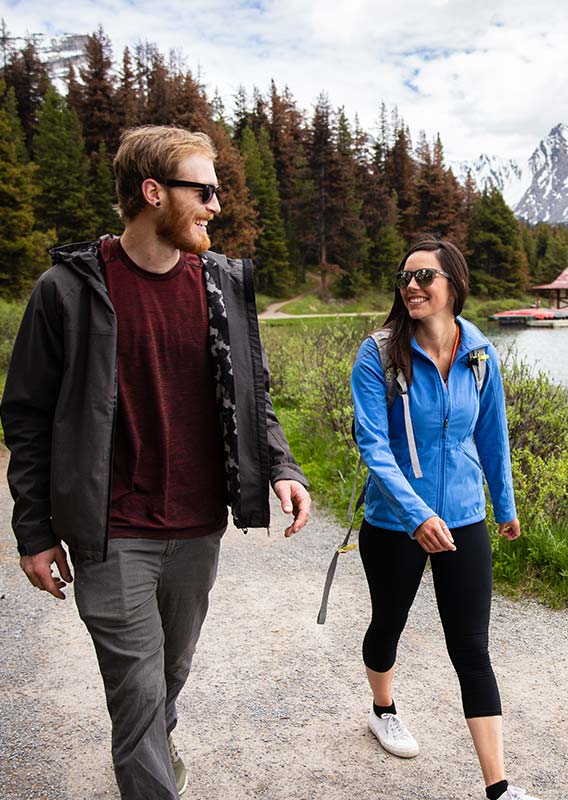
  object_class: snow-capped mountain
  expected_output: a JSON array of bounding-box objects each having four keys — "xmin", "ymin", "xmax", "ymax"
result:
[
  {"xmin": 515, "ymin": 124, "xmax": 568, "ymax": 224},
  {"xmin": 454, "ymin": 124, "xmax": 568, "ymax": 224},
  {"xmin": 21, "ymin": 33, "xmax": 89, "ymax": 83},
  {"xmin": 453, "ymin": 154, "xmax": 529, "ymax": 209}
]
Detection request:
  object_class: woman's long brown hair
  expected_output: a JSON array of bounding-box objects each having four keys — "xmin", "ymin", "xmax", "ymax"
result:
[{"xmin": 383, "ymin": 238, "xmax": 470, "ymax": 384}]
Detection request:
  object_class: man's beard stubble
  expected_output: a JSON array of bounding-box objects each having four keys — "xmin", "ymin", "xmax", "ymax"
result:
[{"xmin": 155, "ymin": 197, "xmax": 211, "ymax": 254}]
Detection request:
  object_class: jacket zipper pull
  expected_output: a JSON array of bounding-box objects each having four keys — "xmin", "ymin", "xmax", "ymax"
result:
[{"xmin": 443, "ymin": 418, "xmax": 449, "ymax": 438}]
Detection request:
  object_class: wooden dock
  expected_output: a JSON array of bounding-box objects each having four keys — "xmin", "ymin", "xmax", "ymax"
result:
[{"xmin": 490, "ymin": 308, "xmax": 568, "ymax": 327}]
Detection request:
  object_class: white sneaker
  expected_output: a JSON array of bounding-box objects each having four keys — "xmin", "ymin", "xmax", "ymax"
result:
[
  {"xmin": 367, "ymin": 710, "xmax": 419, "ymax": 758},
  {"xmin": 498, "ymin": 788, "xmax": 541, "ymax": 800}
]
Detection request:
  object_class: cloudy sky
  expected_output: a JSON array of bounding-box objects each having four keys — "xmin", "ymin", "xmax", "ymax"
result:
[{"xmin": 2, "ymin": 0, "xmax": 567, "ymax": 165}]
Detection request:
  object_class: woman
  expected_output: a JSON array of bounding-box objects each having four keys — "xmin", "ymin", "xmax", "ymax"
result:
[{"xmin": 351, "ymin": 238, "xmax": 539, "ymax": 800}]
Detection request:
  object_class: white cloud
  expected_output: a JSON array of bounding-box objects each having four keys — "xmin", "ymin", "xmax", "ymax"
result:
[{"xmin": 2, "ymin": 0, "xmax": 567, "ymax": 164}]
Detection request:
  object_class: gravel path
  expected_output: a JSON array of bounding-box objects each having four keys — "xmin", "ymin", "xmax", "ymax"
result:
[{"xmin": 1, "ymin": 448, "xmax": 567, "ymax": 800}]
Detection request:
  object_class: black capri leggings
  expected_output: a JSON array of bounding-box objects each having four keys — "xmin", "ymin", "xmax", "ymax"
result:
[{"xmin": 359, "ymin": 519, "xmax": 501, "ymax": 719}]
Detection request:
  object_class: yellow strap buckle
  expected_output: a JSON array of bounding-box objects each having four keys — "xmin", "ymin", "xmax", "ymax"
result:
[{"xmin": 338, "ymin": 543, "xmax": 357, "ymax": 554}]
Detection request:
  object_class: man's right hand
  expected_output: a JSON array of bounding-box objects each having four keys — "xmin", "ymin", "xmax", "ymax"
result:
[{"xmin": 20, "ymin": 544, "xmax": 73, "ymax": 599}]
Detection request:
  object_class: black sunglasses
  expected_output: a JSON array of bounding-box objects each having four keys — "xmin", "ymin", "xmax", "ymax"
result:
[
  {"xmin": 395, "ymin": 268, "xmax": 451, "ymax": 289},
  {"xmin": 163, "ymin": 179, "xmax": 220, "ymax": 204}
]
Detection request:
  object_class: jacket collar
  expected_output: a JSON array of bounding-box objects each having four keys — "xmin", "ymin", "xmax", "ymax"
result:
[
  {"xmin": 411, "ymin": 315, "xmax": 490, "ymax": 361},
  {"xmin": 455, "ymin": 315, "xmax": 491, "ymax": 353}
]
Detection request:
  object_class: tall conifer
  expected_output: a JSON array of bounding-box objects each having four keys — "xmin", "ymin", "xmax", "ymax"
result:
[
  {"xmin": 77, "ymin": 27, "xmax": 117, "ymax": 153},
  {"xmin": 467, "ymin": 189, "xmax": 527, "ymax": 296},
  {"xmin": 2, "ymin": 40, "xmax": 50, "ymax": 153},
  {"xmin": 385, "ymin": 125, "xmax": 415, "ymax": 239},
  {"xmin": 33, "ymin": 87, "xmax": 94, "ymax": 243},
  {"xmin": 240, "ymin": 126, "xmax": 291, "ymax": 294},
  {"xmin": 115, "ymin": 48, "xmax": 139, "ymax": 132},
  {"xmin": 0, "ymin": 81, "xmax": 53, "ymax": 295},
  {"xmin": 268, "ymin": 81, "xmax": 314, "ymax": 279},
  {"xmin": 90, "ymin": 142, "xmax": 119, "ymax": 236}
]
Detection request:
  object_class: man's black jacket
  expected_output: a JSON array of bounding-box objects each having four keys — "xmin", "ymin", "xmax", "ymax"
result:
[{"xmin": 1, "ymin": 238, "xmax": 307, "ymax": 560}]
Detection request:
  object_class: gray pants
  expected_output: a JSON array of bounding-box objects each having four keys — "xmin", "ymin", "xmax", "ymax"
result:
[{"xmin": 73, "ymin": 531, "xmax": 224, "ymax": 800}]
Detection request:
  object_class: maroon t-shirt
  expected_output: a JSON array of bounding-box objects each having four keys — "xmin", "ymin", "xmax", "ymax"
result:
[{"xmin": 99, "ymin": 237, "xmax": 228, "ymax": 539}]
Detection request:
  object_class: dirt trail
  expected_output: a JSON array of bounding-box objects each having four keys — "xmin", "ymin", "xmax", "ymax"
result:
[{"xmin": 1, "ymin": 447, "xmax": 566, "ymax": 800}]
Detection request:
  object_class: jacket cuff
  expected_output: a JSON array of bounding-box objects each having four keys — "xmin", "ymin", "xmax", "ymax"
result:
[
  {"xmin": 270, "ymin": 464, "xmax": 309, "ymax": 488},
  {"xmin": 17, "ymin": 529, "xmax": 60, "ymax": 557}
]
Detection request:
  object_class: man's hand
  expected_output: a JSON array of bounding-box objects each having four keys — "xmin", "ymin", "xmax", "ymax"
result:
[
  {"xmin": 20, "ymin": 544, "xmax": 73, "ymax": 600},
  {"xmin": 414, "ymin": 516, "xmax": 457, "ymax": 553},
  {"xmin": 273, "ymin": 480, "xmax": 311, "ymax": 537},
  {"xmin": 498, "ymin": 518, "xmax": 521, "ymax": 541}
]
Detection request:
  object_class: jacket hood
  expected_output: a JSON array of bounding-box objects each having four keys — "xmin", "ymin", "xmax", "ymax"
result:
[{"xmin": 49, "ymin": 236, "xmax": 112, "ymax": 285}]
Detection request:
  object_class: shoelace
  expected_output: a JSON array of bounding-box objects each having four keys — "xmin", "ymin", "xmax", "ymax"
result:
[
  {"xmin": 383, "ymin": 713, "xmax": 410, "ymax": 740},
  {"xmin": 507, "ymin": 790, "xmax": 527, "ymax": 800},
  {"xmin": 168, "ymin": 737, "xmax": 179, "ymax": 762}
]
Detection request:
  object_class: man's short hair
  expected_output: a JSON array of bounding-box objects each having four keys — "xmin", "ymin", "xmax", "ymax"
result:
[{"xmin": 113, "ymin": 125, "xmax": 218, "ymax": 222}]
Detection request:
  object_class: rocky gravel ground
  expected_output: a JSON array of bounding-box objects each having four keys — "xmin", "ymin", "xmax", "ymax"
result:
[{"xmin": 1, "ymin": 448, "xmax": 567, "ymax": 800}]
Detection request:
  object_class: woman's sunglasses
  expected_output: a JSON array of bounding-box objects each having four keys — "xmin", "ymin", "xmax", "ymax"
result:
[
  {"xmin": 395, "ymin": 268, "xmax": 451, "ymax": 289},
  {"xmin": 163, "ymin": 179, "xmax": 220, "ymax": 204}
]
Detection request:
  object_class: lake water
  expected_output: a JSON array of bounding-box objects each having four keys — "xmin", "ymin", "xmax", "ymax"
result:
[{"xmin": 484, "ymin": 323, "xmax": 568, "ymax": 385}]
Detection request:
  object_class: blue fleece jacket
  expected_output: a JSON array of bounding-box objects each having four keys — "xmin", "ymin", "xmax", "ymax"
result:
[{"xmin": 351, "ymin": 316, "xmax": 517, "ymax": 536}]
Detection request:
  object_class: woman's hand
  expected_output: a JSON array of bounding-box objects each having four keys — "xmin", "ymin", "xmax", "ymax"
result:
[
  {"xmin": 414, "ymin": 516, "xmax": 457, "ymax": 553},
  {"xmin": 498, "ymin": 518, "xmax": 521, "ymax": 541}
]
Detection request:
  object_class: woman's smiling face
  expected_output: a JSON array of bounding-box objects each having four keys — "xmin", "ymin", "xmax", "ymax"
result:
[{"xmin": 400, "ymin": 250, "xmax": 456, "ymax": 322}]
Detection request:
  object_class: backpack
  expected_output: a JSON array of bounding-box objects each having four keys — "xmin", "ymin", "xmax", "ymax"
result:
[{"xmin": 316, "ymin": 329, "xmax": 488, "ymax": 625}]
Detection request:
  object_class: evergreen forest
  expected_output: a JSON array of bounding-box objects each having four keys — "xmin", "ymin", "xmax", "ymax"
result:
[{"xmin": 2, "ymin": 25, "xmax": 568, "ymax": 299}]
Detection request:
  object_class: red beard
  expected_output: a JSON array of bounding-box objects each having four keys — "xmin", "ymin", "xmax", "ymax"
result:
[{"xmin": 155, "ymin": 196, "xmax": 211, "ymax": 254}]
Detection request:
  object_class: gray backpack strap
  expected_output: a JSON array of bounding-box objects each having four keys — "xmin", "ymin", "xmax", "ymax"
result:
[
  {"xmin": 370, "ymin": 330, "xmax": 423, "ymax": 479},
  {"xmin": 370, "ymin": 330, "xmax": 398, "ymax": 409},
  {"xmin": 395, "ymin": 370, "xmax": 423, "ymax": 479},
  {"xmin": 467, "ymin": 349, "xmax": 489, "ymax": 392}
]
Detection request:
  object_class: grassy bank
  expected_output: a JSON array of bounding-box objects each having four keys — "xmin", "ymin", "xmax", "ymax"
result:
[
  {"xmin": 262, "ymin": 317, "xmax": 568, "ymax": 608},
  {"xmin": 278, "ymin": 286, "xmax": 533, "ymax": 327}
]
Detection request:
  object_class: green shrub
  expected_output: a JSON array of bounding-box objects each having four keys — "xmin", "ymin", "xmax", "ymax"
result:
[{"xmin": 0, "ymin": 298, "xmax": 25, "ymax": 372}]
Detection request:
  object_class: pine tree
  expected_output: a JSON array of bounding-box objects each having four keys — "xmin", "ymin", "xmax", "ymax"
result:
[
  {"xmin": 77, "ymin": 27, "xmax": 117, "ymax": 154},
  {"xmin": 232, "ymin": 85, "xmax": 250, "ymax": 142},
  {"xmin": 519, "ymin": 223, "xmax": 538, "ymax": 281},
  {"xmin": 268, "ymin": 81, "xmax": 313, "ymax": 281},
  {"xmin": 0, "ymin": 80, "xmax": 54, "ymax": 296},
  {"xmin": 211, "ymin": 88, "xmax": 230, "ymax": 134},
  {"xmin": 143, "ymin": 45, "xmax": 176, "ymax": 125},
  {"xmin": 66, "ymin": 64, "xmax": 83, "ymax": 117},
  {"xmin": 363, "ymin": 119, "xmax": 400, "ymax": 286},
  {"xmin": 114, "ymin": 48, "xmax": 139, "ymax": 133},
  {"xmin": 413, "ymin": 133, "xmax": 467, "ymax": 247},
  {"xmin": 372, "ymin": 221, "xmax": 407, "ymax": 291},
  {"xmin": 467, "ymin": 189, "xmax": 527, "ymax": 297},
  {"xmin": 309, "ymin": 93, "xmax": 342, "ymax": 291},
  {"xmin": 90, "ymin": 142, "xmax": 120, "ymax": 236},
  {"xmin": 240, "ymin": 126, "xmax": 292, "ymax": 294},
  {"xmin": 248, "ymin": 86, "xmax": 269, "ymax": 137},
  {"xmin": 2, "ymin": 39, "xmax": 50, "ymax": 152},
  {"xmin": 208, "ymin": 124, "xmax": 259, "ymax": 257},
  {"xmin": 385, "ymin": 125, "xmax": 416, "ymax": 239},
  {"xmin": 332, "ymin": 109, "xmax": 368, "ymax": 297},
  {"xmin": 540, "ymin": 227, "xmax": 568, "ymax": 284},
  {"xmin": 170, "ymin": 68, "xmax": 211, "ymax": 131},
  {"xmin": 33, "ymin": 87, "xmax": 95, "ymax": 244}
]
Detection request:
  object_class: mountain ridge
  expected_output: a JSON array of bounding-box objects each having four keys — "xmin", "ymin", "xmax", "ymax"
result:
[{"xmin": 453, "ymin": 123, "xmax": 568, "ymax": 225}]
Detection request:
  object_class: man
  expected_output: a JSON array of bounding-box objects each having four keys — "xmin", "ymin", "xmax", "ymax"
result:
[{"xmin": 1, "ymin": 125, "xmax": 311, "ymax": 799}]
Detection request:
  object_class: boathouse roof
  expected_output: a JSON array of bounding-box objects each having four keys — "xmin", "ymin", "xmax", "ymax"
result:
[{"xmin": 532, "ymin": 267, "xmax": 568, "ymax": 291}]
